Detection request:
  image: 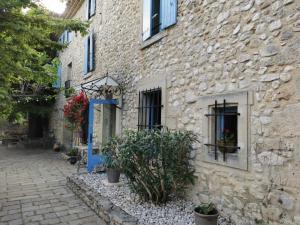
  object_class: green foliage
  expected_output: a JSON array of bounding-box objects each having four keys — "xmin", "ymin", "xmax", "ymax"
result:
[
  {"xmin": 0, "ymin": 0, "xmax": 88, "ymax": 120},
  {"xmin": 116, "ymin": 129, "xmax": 198, "ymax": 204},
  {"xmin": 64, "ymin": 87, "xmax": 76, "ymax": 98},
  {"xmin": 67, "ymin": 148, "xmax": 78, "ymax": 157},
  {"xmin": 195, "ymin": 203, "xmax": 218, "ymax": 215},
  {"xmin": 102, "ymin": 136, "xmax": 121, "ymax": 169}
]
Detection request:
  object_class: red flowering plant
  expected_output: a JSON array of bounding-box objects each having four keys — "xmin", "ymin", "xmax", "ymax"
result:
[{"xmin": 63, "ymin": 91, "xmax": 89, "ymax": 130}]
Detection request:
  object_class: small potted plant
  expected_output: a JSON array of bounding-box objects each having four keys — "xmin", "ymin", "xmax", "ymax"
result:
[
  {"xmin": 217, "ymin": 129, "xmax": 236, "ymax": 153},
  {"xmin": 194, "ymin": 203, "xmax": 219, "ymax": 225},
  {"xmin": 102, "ymin": 137, "xmax": 121, "ymax": 183},
  {"xmin": 67, "ymin": 148, "xmax": 78, "ymax": 165}
]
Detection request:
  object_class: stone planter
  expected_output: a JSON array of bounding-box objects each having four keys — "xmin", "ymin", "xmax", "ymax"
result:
[
  {"xmin": 194, "ymin": 209, "xmax": 218, "ymax": 225},
  {"xmin": 107, "ymin": 168, "xmax": 121, "ymax": 183}
]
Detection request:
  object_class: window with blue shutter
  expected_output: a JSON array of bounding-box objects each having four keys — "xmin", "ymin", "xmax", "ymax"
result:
[
  {"xmin": 83, "ymin": 33, "xmax": 95, "ymax": 75},
  {"xmin": 142, "ymin": 0, "xmax": 177, "ymax": 41},
  {"xmin": 86, "ymin": 0, "xmax": 96, "ymax": 20}
]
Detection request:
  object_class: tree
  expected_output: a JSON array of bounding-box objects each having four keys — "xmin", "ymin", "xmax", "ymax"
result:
[{"xmin": 0, "ymin": 0, "xmax": 88, "ymax": 121}]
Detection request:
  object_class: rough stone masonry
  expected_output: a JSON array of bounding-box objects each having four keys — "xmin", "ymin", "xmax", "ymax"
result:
[{"xmin": 50, "ymin": 0, "xmax": 300, "ymax": 224}]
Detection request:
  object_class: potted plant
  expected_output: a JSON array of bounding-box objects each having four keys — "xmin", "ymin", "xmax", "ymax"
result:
[
  {"xmin": 217, "ymin": 129, "xmax": 236, "ymax": 153},
  {"xmin": 67, "ymin": 148, "xmax": 78, "ymax": 165},
  {"xmin": 194, "ymin": 203, "xmax": 219, "ymax": 225},
  {"xmin": 102, "ymin": 137, "xmax": 121, "ymax": 183}
]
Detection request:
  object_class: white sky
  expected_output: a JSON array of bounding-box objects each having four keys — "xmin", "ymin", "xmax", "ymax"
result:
[{"xmin": 40, "ymin": 0, "xmax": 67, "ymax": 14}]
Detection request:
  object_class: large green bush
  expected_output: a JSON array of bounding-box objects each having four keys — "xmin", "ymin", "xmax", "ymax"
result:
[{"xmin": 117, "ymin": 129, "xmax": 197, "ymax": 204}]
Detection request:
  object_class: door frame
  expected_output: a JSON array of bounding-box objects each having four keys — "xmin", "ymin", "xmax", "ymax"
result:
[{"xmin": 87, "ymin": 98, "xmax": 119, "ymax": 172}]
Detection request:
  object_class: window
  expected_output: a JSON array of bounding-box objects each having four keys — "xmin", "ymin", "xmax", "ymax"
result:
[
  {"xmin": 200, "ymin": 92, "xmax": 251, "ymax": 170},
  {"xmin": 86, "ymin": 0, "xmax": 96, "ymax": 20},
  {"xmin": 138, "ymin": 88, "xmax": 163, "ymax": 130},
  {"xmin": 83, "ymin": 34, "xmax": 95, "ymax": 75},
  {"xmin": 59, "ymin": 31, "xmax": 73, "ymax": 44},
  {"xmin": 206, "ymin": 101, "xmax": 239, "ymax": 162},
  {"xmin": 142, "ymin": 0, "xmax": 177, "ymax": 41}
]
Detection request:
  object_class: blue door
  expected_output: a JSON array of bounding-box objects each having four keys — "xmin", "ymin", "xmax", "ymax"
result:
[{"xmin": 87, "ymin": 98, "xmax": 118, "ymax": 173}]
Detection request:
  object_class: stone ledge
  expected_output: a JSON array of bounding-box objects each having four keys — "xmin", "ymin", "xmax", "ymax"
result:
[{"xmin": 66, "ymin": 175, "xmax": 138, "ymax": 225}]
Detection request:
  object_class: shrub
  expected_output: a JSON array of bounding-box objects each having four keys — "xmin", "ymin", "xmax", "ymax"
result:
[
  {"xmin": 102, "ymin": 136, "xmax": 121, "ymax": 169},
  {"xmin": 118, "ymin": 129, "xmax": 197, "ymax": 204},
  {"xmin": 67, "ymin": 148, "xmax": 78, "ymax": 157}
]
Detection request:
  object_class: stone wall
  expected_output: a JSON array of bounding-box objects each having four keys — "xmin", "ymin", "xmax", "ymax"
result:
[{"xmin": 51, "ymin": 0, "xmax": 300, "ymax": 224}]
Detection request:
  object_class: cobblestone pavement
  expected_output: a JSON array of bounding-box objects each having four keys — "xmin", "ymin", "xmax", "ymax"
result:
[{"xmin": 0, "ymin": 146, "xmax": 104, "ymax": 225}]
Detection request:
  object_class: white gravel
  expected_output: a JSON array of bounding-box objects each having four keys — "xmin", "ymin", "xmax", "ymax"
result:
[{"xmin": 76, "ymin": 173, "xmax": 232, "ymax": 225}]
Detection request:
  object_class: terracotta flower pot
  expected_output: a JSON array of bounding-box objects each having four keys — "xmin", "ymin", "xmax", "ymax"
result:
[
  {"xmin": 194, "ymin": 209, "xmax": 219, "ymax": 225},
  {"xmin": 107, "ymin": 168, "xmax": 120, "ymax": 183}
]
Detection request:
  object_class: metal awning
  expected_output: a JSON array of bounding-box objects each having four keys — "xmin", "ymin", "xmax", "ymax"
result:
[{"xmin": 80, "ymin": 75, "xmax": 122, "ymax": 99}]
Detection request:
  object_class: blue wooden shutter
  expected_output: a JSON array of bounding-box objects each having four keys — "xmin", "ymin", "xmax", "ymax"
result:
[
  {"xmin": 90, "ymin": 0, "xmax": 96, "ymax": 17},
  {"xmin": 84, "ymin": 38, "xmax": 89, "ymax": 75},
  {"xmin": 54, "ymin": 64, "xmax": 62, "ymax": 88},
  {"xmin": 68, "ymin": 31, "xmax": 73, "ymax": 43},
  {"xmin": 86, "ymin": 0, "xmax": 90, "ymax": 20},
  {"xmin": 142, "ymin": 0, "xmax": 151, "ymax": 41},
  {"xmin": 89, "ymin": 34, "xmax": 94, "ymax": 71},
  {"xmin": 160, "ymin": 0, "xmax": 177, "ymax": 30}
]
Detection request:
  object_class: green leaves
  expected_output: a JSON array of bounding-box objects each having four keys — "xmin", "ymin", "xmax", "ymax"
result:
[
  {"xmin": 109, "ymin": 129, "xmax": 198, "ymax": 204},
  {"xmin": 0, "ymin": 0, "xmax": 88, "ymax": 120}
]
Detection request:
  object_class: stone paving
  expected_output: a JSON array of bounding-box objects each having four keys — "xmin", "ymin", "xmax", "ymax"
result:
[{"xmin": 0, "ymin": 146, "xmax": 104, "ymax": 225}]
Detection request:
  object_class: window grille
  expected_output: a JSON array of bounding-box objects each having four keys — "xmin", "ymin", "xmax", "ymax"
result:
[
  {"xmin": 204, "ymin": 100, "xmax": 240, "ymax": 162},
  {"xmin": 137, "ymin": 88, "xmax": 163, "ymax": 130}
]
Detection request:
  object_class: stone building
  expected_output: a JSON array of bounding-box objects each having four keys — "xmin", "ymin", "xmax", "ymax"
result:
[{"xmin": 50, "ymin": 0, "xmax": 300, "ymax": 224}]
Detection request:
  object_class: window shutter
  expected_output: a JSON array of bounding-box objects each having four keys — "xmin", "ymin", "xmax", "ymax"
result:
[
  {"xmin": 89, "ymin": 34, "xmax": 94, "ymax": 71},
  {"xmin": 84, "ymin": 38, "xmax": 89, "ymax": 75},
  {"xmin": 53, "ymin": 64, "xmax": 62, "ymax": 88},
  {"xmin": 90, "ymin": 0, "xmax": 96, "ymax": 17},
  {"xmin": 86, "ymin": 0, "xmax": 90, "ymax": 20},
  {"xmin": 142, "ymin": 0, "xmax": 151, "ymax": 41},
  {"xmin": 160, "ymin": 0, "xmax": 177, "ymax": 30},
  {"xmin": 68, "ymin": 31, "xmax": 73, "ymax": 43}
]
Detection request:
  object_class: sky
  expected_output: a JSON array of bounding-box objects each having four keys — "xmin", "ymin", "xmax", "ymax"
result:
[{"xmin": 40, "ymin": 0, "xmax": 66, "ymax": 14}]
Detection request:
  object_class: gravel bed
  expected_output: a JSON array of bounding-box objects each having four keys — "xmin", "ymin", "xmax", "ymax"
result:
[{"xmin": 76, "ymin": 173, "xmax": 232, "ymax": 225}]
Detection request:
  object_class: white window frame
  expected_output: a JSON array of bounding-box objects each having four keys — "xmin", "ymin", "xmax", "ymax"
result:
[{"xmin": 199, "ymin": 91, "xmax": 253, "ymax": 170}]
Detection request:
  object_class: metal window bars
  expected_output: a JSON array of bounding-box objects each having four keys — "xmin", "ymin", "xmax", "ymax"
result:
[
  {"xmin": 137, "ymin": 88, "xmax": 163, "ymax": 130},
  {"xmin": 204, "ymin": 100, "xmax": 240, "ymax": 162}
]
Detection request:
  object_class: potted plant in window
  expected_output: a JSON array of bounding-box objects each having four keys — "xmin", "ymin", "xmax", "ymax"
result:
[
  {"xmin": 194, "ymin": 203, "xmax": 219, "ymax": 225},
  {"xmin": 217, "ymin": 129, "xmax": 236, "ymax": 153},
  {"xmin": 102, "ymin": 137, "xmax": 121, "ymax": 183}
]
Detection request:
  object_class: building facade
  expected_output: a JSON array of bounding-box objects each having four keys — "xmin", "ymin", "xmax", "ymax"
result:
[{"xmin": 50, "ymin": 0, "xmax": 300, "ymax": 224}]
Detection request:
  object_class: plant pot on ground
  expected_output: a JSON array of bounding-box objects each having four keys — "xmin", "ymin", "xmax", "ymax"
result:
[
  {"xmin": 67, "ymin": 148, "xmax": 78, "ymax": 165},
  {"xmin": 194, "ymin": 203, "xmax": 219, "ymax": 225},
  {"xmin": 102, "ymin": 137, "xmax": 121, "ymax": 183}
]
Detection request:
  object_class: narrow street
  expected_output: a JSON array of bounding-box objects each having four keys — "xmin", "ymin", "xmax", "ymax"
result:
[{"xmin": 0, "ymin": 146, "xmax": 104, "ymax": 225}]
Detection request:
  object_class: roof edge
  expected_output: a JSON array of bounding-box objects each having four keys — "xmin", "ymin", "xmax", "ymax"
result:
[{"xmin": 61, "ymin": 0, "xmax": 85, "ymax": 19}]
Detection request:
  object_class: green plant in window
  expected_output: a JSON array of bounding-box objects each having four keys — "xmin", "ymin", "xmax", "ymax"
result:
[{"xmin": 217, "ymin": 129, "xmax": 236, "ymax": 153}]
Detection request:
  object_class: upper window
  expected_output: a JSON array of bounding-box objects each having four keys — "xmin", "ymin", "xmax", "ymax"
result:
[
  {"xmin": 59, "ymin": 31, "xmax": 73, "ymax": 44},
  {"xmin": 138, "ymin": 88, "xmax": 163, "ymax": 130},
  {"xmin": 86, "ymin": 0, "xmax": 96, "ymax": 20},
  {"xmin": 142, "ymin": 0, "xmax": 177, "ymax": 41},
  {"xmin": 83, "ymin": 34, "xmax": 95, "ymax": 75}
]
